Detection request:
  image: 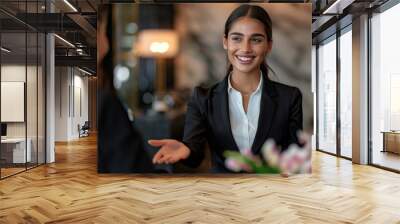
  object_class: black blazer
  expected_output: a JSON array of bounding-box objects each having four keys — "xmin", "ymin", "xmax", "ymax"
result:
[
  {"xmin": 97, "ymin": 88, "xmax": 154, "ymax": 173},
  {"xmin": 181, "ymin": 72, "xmax": 303, "ymax": 172}
]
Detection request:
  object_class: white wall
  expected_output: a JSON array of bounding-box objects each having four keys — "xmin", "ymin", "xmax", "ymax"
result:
[
  {"xmin": 54, "ymin": 67, "xmax": 89, "ymax": 141},
  {"xmin": 55, "ymin": 66, "xmax": 69, "ymax": 141},
  {"xmin": 1, "ymin": 64, "xmax": 45, "ymax": 164},
  {"xmin": 1, "ymin": 65, "xmax": 26, "ymax": 144},
  {"xmin": 1, "ymin": 65, "xmax": 38, "ymax": 137},
  {"xmin": 1, "ymin": 65, "xmax": 26, "ymax": 132}
]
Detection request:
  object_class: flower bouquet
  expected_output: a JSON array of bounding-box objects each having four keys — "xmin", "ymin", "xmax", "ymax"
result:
[{"xmin": 223, "ymin": 131, "xmax": 312, "ymax": 175}]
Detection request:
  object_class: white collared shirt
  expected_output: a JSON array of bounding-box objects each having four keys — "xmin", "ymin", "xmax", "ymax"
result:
[{"xmin": 228, "ymin": 72, "xmax": 263, "ymax": 154}]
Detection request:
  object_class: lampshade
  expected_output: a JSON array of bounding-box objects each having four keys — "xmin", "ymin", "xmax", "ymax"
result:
[{"xmin": 134, "ymin": 29, "xmax": 178, "ymax": 58}]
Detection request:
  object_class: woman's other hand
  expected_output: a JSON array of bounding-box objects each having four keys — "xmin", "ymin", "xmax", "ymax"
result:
[{"xmin": 148, "ymin": 139, "xmax": 191, "ymax": 164}]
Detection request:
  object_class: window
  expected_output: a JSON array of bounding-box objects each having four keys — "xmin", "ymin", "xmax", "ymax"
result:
[
  {"xmin": 339, "ymin": 27, "xmax": 352, "ymax": 158},
  {"xmin": 317, "ymin": 36, "xmax": 337, "ymax": 154},
  {"xmin": 371, "ymin": 2, "xmax": 400, "ymax": 171}
]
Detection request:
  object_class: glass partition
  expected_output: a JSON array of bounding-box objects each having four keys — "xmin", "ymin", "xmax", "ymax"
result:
[
  {"xmin": 1, "ymin": 30, "xmax": 28, "ymax": 177},
  {"xmin": 0, "ymin": 1, "xmax": 46, "ymax": 179}
]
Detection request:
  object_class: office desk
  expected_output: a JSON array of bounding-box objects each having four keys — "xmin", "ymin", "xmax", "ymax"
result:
[
  {"xmin": 381, "ymin": 131, "xmax": 400, "ymax": 154},
  {"xmin": 1, "ymin": 138, "xmax": 31, "ymax": 163}
]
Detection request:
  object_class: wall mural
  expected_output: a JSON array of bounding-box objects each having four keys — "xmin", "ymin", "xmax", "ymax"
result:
[{"xmin": 174, "ymin": 3, "xmax": 312, "ymax": 130}]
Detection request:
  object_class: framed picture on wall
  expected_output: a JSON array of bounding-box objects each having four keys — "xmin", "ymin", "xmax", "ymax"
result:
[{"xmin": 1, "ymin": 81, "xmax": 25, "ymax": 122}]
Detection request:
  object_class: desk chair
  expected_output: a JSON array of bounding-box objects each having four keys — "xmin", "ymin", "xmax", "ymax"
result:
[{"xmin": 78, "ymin": 121, "xmax": 90, "ymax": 138}]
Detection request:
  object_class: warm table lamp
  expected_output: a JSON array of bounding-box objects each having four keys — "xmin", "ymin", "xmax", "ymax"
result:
[{"xmin": 134, "ymin": 29, "xmax": 178, "ymax": 93}]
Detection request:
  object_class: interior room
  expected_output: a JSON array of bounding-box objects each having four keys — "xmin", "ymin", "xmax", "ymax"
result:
[
  {"xmin": 0, "ymin": 0, "xmax": 400, "ymax": 223},
  {"xmin": 0, "ymin": 27, "xmax": 46, "ymax": 177}
]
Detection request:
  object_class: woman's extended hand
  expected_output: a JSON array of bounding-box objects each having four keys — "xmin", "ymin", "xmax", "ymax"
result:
[{"xmin": 148, "ymin": 139, "xmax": 191, "ymax": 164}]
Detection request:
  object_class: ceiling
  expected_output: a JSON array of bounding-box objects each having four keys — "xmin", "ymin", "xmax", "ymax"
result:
[
  {"xmin": 1, "ymin": 0, "xmax": 395, "ymax": 73},
  {"xmin": 0, "ymin": 0, "xmax": 158, "ymax": 74},
  {"xmin": 311, "ymin": 0, "xmax": 390, "ymax": 44},
  {"xmin": 0, "ymin": 0, "xmax": 109, "ymax": 74}
]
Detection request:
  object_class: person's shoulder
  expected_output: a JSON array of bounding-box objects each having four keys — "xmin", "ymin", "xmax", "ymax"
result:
[
  {"xmin": 192, "ymin": 82, "xmax": 221, "ymax": 99},
  {"xmin": 270, "ymin": 80, "xmax": 301, "ymax": 95},
  {"xmin": 193, "ymin": 86, "xmax": 210, "ymax": 97},
  {"xmin": 269, "ymin": 81, "xmax": 302, "ymax": 106},
  {"xmin": 189, "ymin": 82, "xmax": 222, "ymax": 113}
]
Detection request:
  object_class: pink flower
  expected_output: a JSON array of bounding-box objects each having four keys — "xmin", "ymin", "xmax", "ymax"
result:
[
  {"xmin": 225, "ymin": 158, "xmax": 241, "ymax": 172},
  {"xmin": 224, "ymin": 131, "xmax": 312, "ymax": 174},
  {"xmin": 240, "ymin": 163, "xmax": 253, "ymax": 172},
  {"xmin": 279, "ymin": 142, "xmax": 310, "ymax": 175},
  {"xmin": 261, "ymin": 139, "xmax": 280, "ymax": 167},
  {"xmin": 241, "ymin": 148, "xmax": 253, "ymax": 157},
  {"xmin": 277, "ymin": 131, "xmax": 312, "ymax": 175},
  {"xmin": 297, "ymin": 131, "xmax": 311, "ymax": 146}
]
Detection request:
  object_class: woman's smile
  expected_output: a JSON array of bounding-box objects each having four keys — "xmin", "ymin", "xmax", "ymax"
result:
[{"xmin": 235, "ymin": 55, "xmax": 256, "ymax": 64}]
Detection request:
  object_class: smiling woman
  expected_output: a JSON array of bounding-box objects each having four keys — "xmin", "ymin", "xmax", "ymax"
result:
[{"xmin": 149, "ymin": 5, "xmax": 303, "ymax": 173}]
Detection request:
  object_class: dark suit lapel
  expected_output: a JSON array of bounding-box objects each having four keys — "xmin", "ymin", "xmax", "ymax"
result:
[
  {"xmin": 214, "ymin": 76, "xmax": 240, "ymax": 152},
  {"xmin": 251, "ymin": 75, "xmax": 277, "ymax": 154}
]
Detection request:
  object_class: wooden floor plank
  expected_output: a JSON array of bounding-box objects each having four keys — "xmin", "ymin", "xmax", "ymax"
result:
[{"xmin": 0, "ymin": 135, "xmax": 400, "ymax": 223}]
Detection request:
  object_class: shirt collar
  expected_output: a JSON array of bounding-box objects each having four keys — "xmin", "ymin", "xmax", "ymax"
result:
[{"xmin": 228, "ymin": 71, "xmax": 263, "ymax": 94}]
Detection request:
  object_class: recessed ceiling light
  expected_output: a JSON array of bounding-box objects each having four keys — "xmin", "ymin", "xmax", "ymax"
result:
[
  {"xmin": 1, "ymin": 47, "xmax": 11, "ymax": 53},
  {"xmin": 63, "ymin": 0, "xmax": 78, "ymax": 12},
  {"xmin": 77, "ymin": 67, "xmax": 93, "ymax": 76},
  {"xmin": 54, "ymin": 34, "xmax": 75, "ymax": 48},
  {"xmin": 322, "ymin": 0, "xmax": 354, "ymax": 15}
]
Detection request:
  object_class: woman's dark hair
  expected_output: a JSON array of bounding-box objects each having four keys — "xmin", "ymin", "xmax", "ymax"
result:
[{"xmin": 224, "ymin": 4, "xmax": 275, "ymax": 79}]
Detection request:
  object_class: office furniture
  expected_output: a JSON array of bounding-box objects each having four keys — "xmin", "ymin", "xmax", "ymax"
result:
[
  {"xmin": 382, "ymin": 131, "xmax": 400, "ymax": 154},
  {"xmin": 1, "ymin": 138, "xmax": 32, "ymax": 164},
  {"xmin": 79, "ymin": 121, "xmax": 90, "ymax": 138},
  {"xmin": 1, "ymin": 123, "xmax": 7, "ymax": 137}
]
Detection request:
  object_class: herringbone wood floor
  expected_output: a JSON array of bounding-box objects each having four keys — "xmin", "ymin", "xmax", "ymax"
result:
[{"xmin": 1, "ymin": 135, "xmax": 400, "ymax": 223}]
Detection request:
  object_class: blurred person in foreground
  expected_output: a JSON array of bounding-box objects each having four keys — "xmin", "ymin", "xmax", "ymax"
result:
[{"xmin": 97, "ymin": 5, "xmax": 154, "ymax": 173}]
